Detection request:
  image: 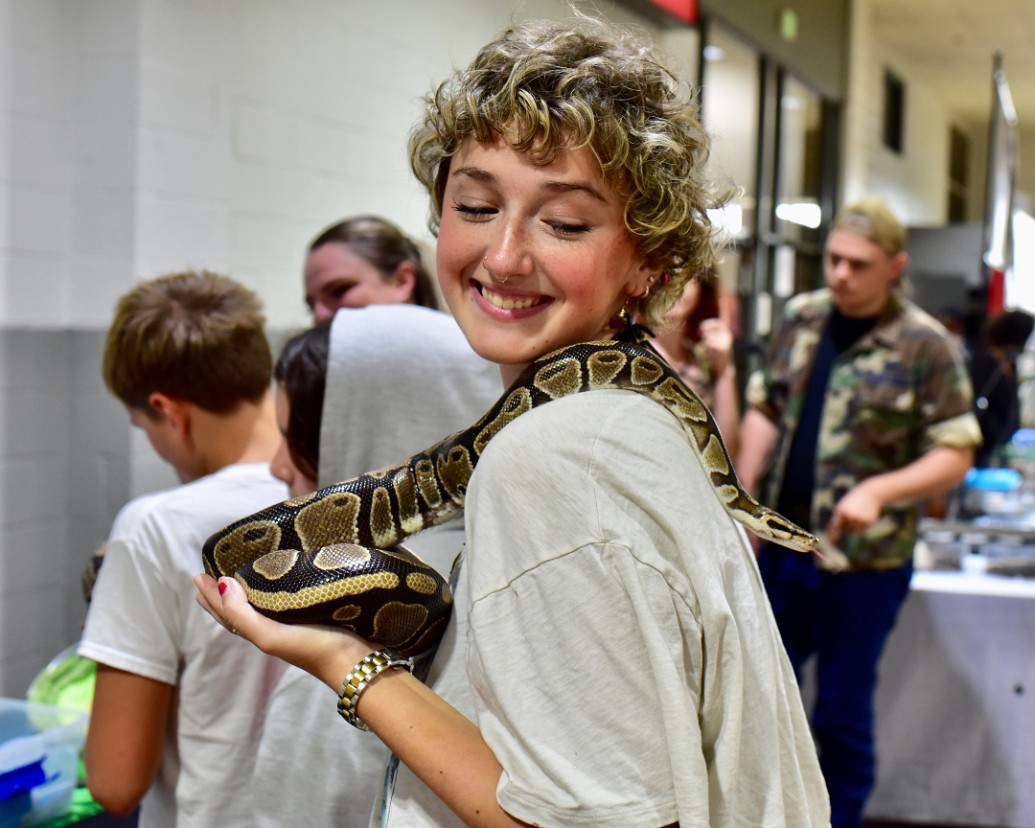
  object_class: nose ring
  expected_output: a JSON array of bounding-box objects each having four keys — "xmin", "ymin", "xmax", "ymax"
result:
[{"xmin": 483, "ymin": 257, "xmax": 509, "ymax": 285}]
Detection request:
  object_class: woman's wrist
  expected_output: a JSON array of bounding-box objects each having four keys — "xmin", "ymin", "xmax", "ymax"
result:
[
  {"xmin": 337, "ymin": 649, "xmax": 414, "ymax": 730},
  {"xmin": 712, "ymin": 360, "xmax": 736, "ymax": 381}
]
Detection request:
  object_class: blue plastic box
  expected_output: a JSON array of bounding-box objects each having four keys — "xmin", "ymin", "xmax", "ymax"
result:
[{"xmin": 0, "ymin": 699, "xmax": 87, "ymax": 828}]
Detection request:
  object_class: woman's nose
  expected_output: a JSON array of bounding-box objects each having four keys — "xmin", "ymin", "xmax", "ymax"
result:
[
  {"xmin": 483, "ymin": 221, "xmax": 533, "ymax": 283},
  {"xmin": 312, "ymin": 301, "xmax": 334, "ymax": 323}
]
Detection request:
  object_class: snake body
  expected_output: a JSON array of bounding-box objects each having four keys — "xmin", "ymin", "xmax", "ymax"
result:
[{"xmin": 203, "ymin": 335, "xmax": 816, "ymax": 656}]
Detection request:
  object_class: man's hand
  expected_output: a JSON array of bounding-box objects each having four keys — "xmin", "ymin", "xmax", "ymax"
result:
[{"xmin": 826, "ymin": 480, "xmax": 884, "ymax": 544}]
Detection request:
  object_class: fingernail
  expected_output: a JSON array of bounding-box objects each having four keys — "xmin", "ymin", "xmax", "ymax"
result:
[{"xmin": 218, "ymin": 581, "xmax": 228, "ymax": 595}]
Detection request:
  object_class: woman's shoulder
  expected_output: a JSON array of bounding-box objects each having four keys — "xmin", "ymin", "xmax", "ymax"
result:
[
  {"xmin": 474, "ymin": 389, "xmax": 695, "ymax": 496},
  {"xmin": 482, "ymin": 389, "xmax": 684, "ymax": 453}
]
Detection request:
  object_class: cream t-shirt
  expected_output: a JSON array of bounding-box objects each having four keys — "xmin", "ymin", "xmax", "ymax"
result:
[{"xmin": 376, "ymin": 391, "xmax": 829, "ymax": 827}]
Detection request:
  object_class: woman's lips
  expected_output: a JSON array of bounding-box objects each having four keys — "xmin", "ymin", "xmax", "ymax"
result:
[{"xmin": 475, "ymin": 281, "xmax": 548, "ymax": 313}]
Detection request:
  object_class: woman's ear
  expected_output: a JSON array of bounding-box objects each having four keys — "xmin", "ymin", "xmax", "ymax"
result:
[
  {"xmin": 627, "ymin": 251, "xmax": 664, "ymax": 296},
  {"xmin": 390, "ymin": 261, "xmax": 418, "ymax": 301}
]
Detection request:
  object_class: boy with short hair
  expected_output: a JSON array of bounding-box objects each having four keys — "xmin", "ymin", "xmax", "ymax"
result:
[{"xmin": 79, "ymin": 270, "xmax": 287, "ymax": 827}]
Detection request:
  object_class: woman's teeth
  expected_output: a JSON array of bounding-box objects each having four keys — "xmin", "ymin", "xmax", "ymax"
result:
[{"xmin": 483, "ymin": 286, "xmax": 539, "ymax": 310}]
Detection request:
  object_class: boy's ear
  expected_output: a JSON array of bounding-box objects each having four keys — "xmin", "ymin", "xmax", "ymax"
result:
[{"xmin": 147, "ymin": 392, "xmax": 191, "ymax": 436}]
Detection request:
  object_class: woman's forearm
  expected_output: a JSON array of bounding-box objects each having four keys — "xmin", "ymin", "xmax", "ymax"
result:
[
  {"xmin": 355, "ymin": 670, "xmax": 532, "ymax": 827},
  {"xmin": 710, "ymin": 366, "xmax": 741, "ymax": 457}
]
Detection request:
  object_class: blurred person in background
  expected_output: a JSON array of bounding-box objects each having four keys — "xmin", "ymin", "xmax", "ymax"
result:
[
  {"xmin": 969, "ymin": 308, "xmax": 1035, "ymax": 465},
  {"xmin": 304, "ymin": 215, "xmax": 440, "ymax": 321},
  {"xmin": 737, "ymin": 197, "xmax": 981, "ymax": 828},
  {"xmin": 651, "ymin": 276, "xmax": 741, "ymax": 453}
]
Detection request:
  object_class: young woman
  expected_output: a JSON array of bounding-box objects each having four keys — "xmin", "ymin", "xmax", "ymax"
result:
[
  {"xmin": 304, "ymin": 215, "xmax": 440, "ymax": 322},
  {"xmin": 650, "ymin": 277, "xmax": 742, "ymax": 453},
  {"xmin": 197, "ymin": 18, "xmax": 829, "ymax": 827}
]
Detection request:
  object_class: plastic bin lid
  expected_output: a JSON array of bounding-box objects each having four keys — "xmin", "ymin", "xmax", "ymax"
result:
[
  {"xmin": 964, "ymin": 467, "xmax": 1023, "ymax": 491},
  {"xmin": 1011, "ymin": 428, "xmax": 1035, "ymax": 446},
  {"xmin": 0, "ymin": 759, "xmax": 46, "ymax": 801}
]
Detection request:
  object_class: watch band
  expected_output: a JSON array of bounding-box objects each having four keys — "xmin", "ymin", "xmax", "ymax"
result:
[{"xmin": 336, "ymin": 649, "xmax": 414, "ymax": 730}]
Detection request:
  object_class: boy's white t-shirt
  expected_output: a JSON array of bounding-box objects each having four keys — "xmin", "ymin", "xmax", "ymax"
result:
[{"xmin": 80, "ymin": 463, "xmax": 288, "ymax": 828}]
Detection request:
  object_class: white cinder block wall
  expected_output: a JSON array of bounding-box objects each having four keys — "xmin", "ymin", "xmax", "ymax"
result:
[{"xmin": 0, "ymin": 0, "xmax": 661, "ymax": 696}]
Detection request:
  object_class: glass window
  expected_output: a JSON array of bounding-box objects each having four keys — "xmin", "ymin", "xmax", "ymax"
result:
[
  {"xmin": 775, "ymin": 74, "xmax": 824, "ymax": 249},
  {"xmin": 700, "ymin": 25, "xmax": 759, "ymax": 244}
]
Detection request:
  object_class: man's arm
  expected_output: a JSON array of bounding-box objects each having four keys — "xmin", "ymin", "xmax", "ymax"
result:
[
  {"xmin": 84, "ymin": 664, "xmax": 174, "ymax": 816},
  {"xmin": 826, "ymin": 445, "xmax": 974, "ymax": 543},
  {"xmin": 736, "ymin": 408, "xmax": 780, "ymax": 495}
]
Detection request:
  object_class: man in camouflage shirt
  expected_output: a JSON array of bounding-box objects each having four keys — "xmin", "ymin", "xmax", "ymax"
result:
[{"xmin": 737, "ymin": 198, "xmax": 980, "ymax": 828}]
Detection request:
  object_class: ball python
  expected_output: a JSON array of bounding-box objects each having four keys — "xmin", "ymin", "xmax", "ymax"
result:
[{"xmin": 202, "ymin": 331, "xmax": 817, "ymax": 657}]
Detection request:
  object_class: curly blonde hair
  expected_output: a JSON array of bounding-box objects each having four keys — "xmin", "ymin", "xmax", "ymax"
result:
[{"xmin": 408, "ymin": 17, "xmax": 729, "ymax": 328}]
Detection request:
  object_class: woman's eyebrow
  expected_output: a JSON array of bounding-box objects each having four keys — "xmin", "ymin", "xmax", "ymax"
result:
[
  {"xmin": 451, "ymin": 166, "xmax": 609, "ymax": 204},
  {"xmin": 541, "ymin": 180, "xmax": 608, "ymax": 204}
]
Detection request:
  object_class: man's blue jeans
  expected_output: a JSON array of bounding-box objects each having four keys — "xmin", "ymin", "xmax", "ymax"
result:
[{"xmin": 758, "ymin": 545, "xmax": 913, "ymax": 828}]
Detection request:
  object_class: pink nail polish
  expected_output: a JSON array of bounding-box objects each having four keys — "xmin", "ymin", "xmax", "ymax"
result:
[{"xmin": 218, "ymin": 581, "xmax": 228, "ymax": 595}]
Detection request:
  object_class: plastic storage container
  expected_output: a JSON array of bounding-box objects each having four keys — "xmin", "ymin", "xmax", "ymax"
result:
[{"xmin": 0, "ymin": 699, "xmax": 87, "ymax": 827}]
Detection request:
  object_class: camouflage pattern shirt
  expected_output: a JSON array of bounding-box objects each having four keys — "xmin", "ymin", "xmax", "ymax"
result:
[{"xmin": 745, "ymin": 288, "xmax": 981, "ymax": 569}]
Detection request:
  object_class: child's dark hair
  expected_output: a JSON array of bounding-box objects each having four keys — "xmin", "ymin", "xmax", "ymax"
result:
[{"xmin": 274, "ymin": 321, "xmax": 332, "ymax": 482}]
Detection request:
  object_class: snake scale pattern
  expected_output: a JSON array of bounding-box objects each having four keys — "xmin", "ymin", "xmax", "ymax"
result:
[{"xmin": 202, "ymin": 335, "xmax": 817, "ymax": 657}]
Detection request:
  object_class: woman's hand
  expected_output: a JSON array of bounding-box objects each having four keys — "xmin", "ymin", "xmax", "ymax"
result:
[
  {"xmin": 193, "ymin": 573, "xmax": 372, "ymax": 692},
  {"xmin": 698, "ymin": 318, "xmax": 734, "ymax": 377}
]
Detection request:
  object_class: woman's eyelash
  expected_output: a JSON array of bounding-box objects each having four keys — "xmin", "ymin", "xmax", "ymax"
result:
[
  {"xmin": 450, "ymin": 203, "xmax": 590, "ymax": 236},
  {"xmin": 451, "ymin": 203, "xmax": 494, "ymax": 216},
  {"xmin": 549, "ymin": 222, "xmax": 591, "ymax": 236}
]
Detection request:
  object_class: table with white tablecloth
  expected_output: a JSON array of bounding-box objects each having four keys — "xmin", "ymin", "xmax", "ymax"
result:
[{"xmin": 865, "ymin": 570, "xmax": 1035, "ymax": 827}]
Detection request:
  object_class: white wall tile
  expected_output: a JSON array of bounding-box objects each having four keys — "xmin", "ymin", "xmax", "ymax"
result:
[
  {"xmin": 72, "ymin": 57, "xmax": 139, "ymax": 125},
  {"xmin": 7, "ymin": 116, "xmax": 71, "ymax": 189},
  {"xmin": 74, "ymin": 124, "xmax": 138, "ymax": 190},
  {"xmin": 233, "ymin": 105, "xmax": 300, "ymax": 166},
  {"xmin": 7, "ymin": 0, "xmax": 65, "ymax": 50},
  {"xmin": 1, "ymin": 585, "xmax": 72, "ymax": 660},
  {"xmin": 0, "ymin": 522, "xmax": 65, "ymax": 593},
  {"xmin": 70, "ymin": 0, "xmax": 141, "ymax": 58},
  {"xmin": 228, "ymin": 214, "xmax": 308, "ymax": 272},
  {"xmin": 138, "ymin": 129, "xmax": 229, "ymax": 200},
  {"xmin": 71, "ymin": 192, "xmax": 135, "ymax": 257},
  {"xmin": 231, "ymin": 164, "xmax": 329, "ymax": 222},
  {"xmin": 65, "ymin": 257, "xmax": 137, "ymax": 328},
  {"xmin": 0, "ymin": 392, "xmax": 70, "ymax": 459},
  {"xmin": 135, "ymin": 197, "xmax": 227, "ymax": 265},
  {"xmin": 0, "ymin": 330, "xmax": 67, "ymax": 390},
  {"xmin": 0, "ymin": 457, "xmax": 69, "ymax": 528},
  {"xmin": 1, "ymin": 256, "xmax": 69, "ymax": 326},
  {"xmin": 139, "ymin": 63, "xmax": 218, "ymax": 136},
  {"xmin": 141, "ymin": 0, "xmax": 218, "ymax": 67},
  {"xmin": 7, "ymin": 187, "xmax": 69, "ymax": 256},
  {"xmin": 7, "ymin": 45, "xmax": 70, "ymax": 120}
]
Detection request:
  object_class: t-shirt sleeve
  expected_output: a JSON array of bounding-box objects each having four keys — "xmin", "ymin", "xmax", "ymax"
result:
[
  {"xmin": 918, "ymin": 335, "xmax": 983, "ymax": 451},
  {"xmin": 79, "ymin": 506, "xmax": 183, "ymax": 686}
]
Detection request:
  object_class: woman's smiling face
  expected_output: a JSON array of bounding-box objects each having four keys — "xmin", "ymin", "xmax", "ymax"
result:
[{"xmin": 435, "ymin": 136, "xmax": 656, "ymax": 384}]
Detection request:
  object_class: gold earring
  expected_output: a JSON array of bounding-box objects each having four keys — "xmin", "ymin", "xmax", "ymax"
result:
[{"xmin": 609, "ymin": 298, "xmax": 633, "ymax": 332}]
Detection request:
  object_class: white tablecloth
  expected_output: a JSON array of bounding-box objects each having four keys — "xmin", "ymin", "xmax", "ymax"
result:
[{"xmin": 865, "ymin": 571, "xmax": 1035, "ymax": 827}]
